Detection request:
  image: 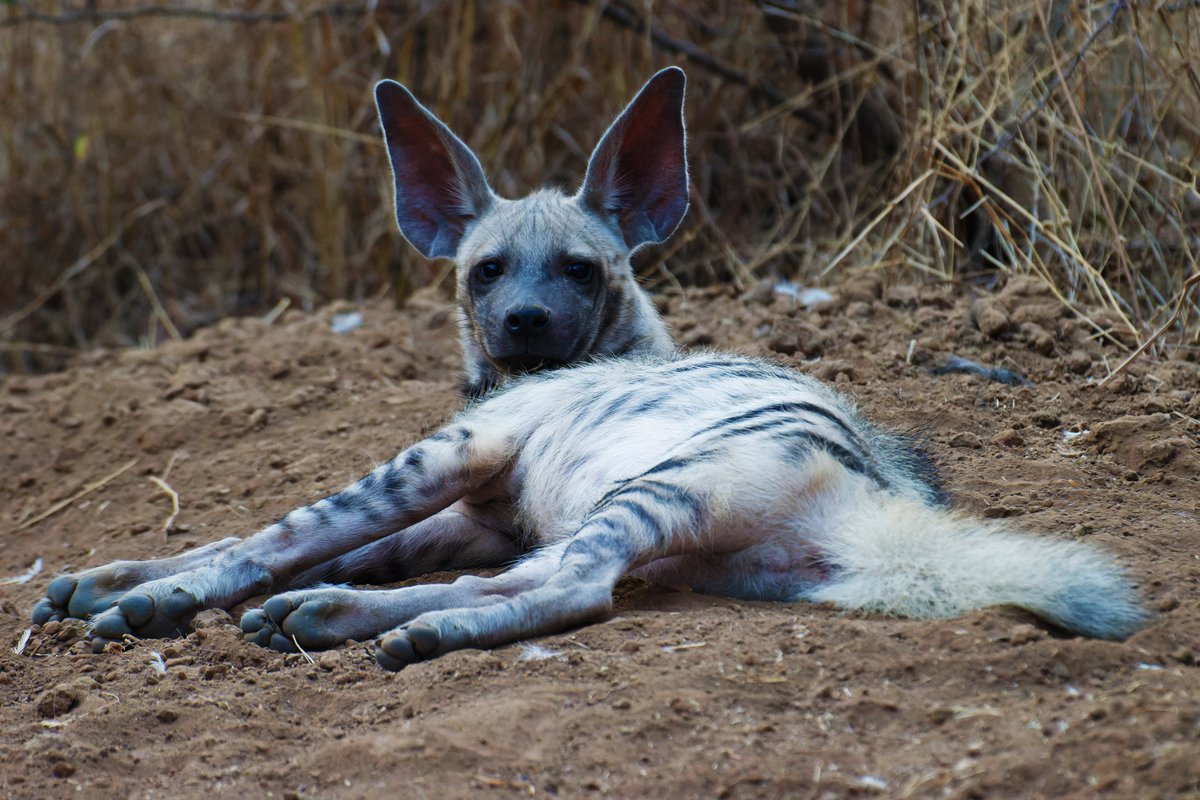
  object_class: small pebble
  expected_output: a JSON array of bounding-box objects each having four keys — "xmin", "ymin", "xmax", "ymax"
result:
[
  {"xmin": 948, "ymin": 432, "xmax": 982, "ymax": 449},
  {"xmin": 973, "ymin": 298, "xmax": 1011, "ymax": 340},
  {"xmin": 991, "ymin": 428, "xmax": 1024, "ymax": 447}
]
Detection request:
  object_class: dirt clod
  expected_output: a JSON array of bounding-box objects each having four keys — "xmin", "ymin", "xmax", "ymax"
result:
[
  {"xmin": 991, "ymin": 428, "xmax": 1024, "ymax": 447},
  {"xmin": 973, "ymin": 298, "xmax": 1011, "ymax": 339}
]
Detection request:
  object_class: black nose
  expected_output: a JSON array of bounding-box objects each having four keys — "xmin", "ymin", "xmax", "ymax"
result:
[{"xmin": 505, "ymin": 306, "xmax": 550, "ymax": 336}]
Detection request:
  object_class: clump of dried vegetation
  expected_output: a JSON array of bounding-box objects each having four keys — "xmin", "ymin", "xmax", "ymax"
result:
[{"xmin": 1, "ymin": 0, "xmax": 1197, "ymax": 372}]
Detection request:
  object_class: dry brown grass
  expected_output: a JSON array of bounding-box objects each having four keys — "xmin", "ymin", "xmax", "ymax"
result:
[{"xmin": 1, "ymin": 0, "xmax": 1197, "ymax": 371}]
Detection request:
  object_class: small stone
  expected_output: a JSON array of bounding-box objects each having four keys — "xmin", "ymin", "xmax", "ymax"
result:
[
  {"xmin": 1066, "ymin": 350, "xmax": 1093, "ymax": 375},
  {"xmin": 1009, "ymin": 624, "xmax": 1043, "ymax": 646},
  {"xmin": 927, "ymin": 707, "xmax": 954, "ymax": 725},
  {"xmin": 1018, "ymin": 322, "xmax": 1054, "ymax": 355},
  {"xmin": 973, "ymin": 298, "xmax": 1011, "ymax": 339},
  {"xmin": 611, "ymin": 698, "xmax": 632, "ymax": 710},
  {"xmin": 884, "ymin": 285, "xmax": 918, "ymax": 309},
  {"xmin": 36, "ymin": 688, "xmax": 79, "ymax": 719},
  {"xmin": 201, "ymin": 664, "xmax": 228, "ymax": 680},
  {"xmin": 845, "ymin": 301, "xmax": 872, "ymax": 319},
  {"xmin": 1170, "ymin": 647, "xmax": 1196, "ymax": 666},
  {"xmin": 318, "ymin": 653, "xmax": 340, "ymax": 671},
  {"xmin": 991, "ymin": 428, "xmax": 1024, "ymax": 447},
  {"xmin": 192, "ymin": 608, "xmax": 234, "ymax": 630},
  {"xmin": 983, "ymin": 505, "xmax": 1023, "ymax": 519},
  {"xmin": 1031, "ymin": 411, "xmax": 1061, "ymax": 429},
  {"xmin": 1156, "ymin": 596, "xmax": 1180, "ymax": 612},
  {"xmin": 841, "ymin": 276, "xmax": 882, "ymax": 304},
  {"xmin": 948, "ymin": 432, "xmax": 982, "ymax": 449},
  {"xmin": 157, "ymin": 707, "xmax": 179, "ymax": 723},
  {"xmin": 766, "ymin": 319, "xmax": 828, "ymax": 358},
  {"xmin": 35, "ymin": 678, "xmax": 95, "ymax": 719},
  {"xmin": 668, "ymin": 696, "xmax": 702, "ymax": 715},
  {"xmin": 247, "ymin": 408, "xmax": 268, "ymax": 430},
  {"xmin": 51, "ymin": 762, "xmax": 76, "ymax": 779}
]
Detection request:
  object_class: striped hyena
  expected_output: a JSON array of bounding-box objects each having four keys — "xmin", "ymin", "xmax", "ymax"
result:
[
  {"xmin": 34, "ymin": 353, "xmax": 1146, "ymax": 670},
  {"xmin": 376, "ymin": 68, "xmax": 683, "ymax": 397}
]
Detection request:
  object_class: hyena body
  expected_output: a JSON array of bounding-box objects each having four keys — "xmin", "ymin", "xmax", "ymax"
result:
[
  {"xmin": 32, "ymin": 68, "xmax": 1147, "ymax": 667},
  {"xmin": 35, "ymin": 352, "xmax": 1146, "ymax": 669},
  {"xmin": 376, "ymin": 69, "xmax": 684, "ymax": 396}
]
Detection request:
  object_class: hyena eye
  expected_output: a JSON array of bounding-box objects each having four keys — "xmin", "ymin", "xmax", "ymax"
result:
[
  {"xmin": 564, "ymin": 262, "xmax": 593, "ymax": 282},
  {"xmin": 476, "ymin": 261, "xmax": 504, "ymax": 282}
]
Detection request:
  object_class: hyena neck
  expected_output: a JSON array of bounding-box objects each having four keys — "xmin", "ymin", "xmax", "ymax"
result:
[
  {"xmin": 458, "ymin": 281, "xmax": 674, "ymax": 400},
  {"xmin": 590, "ymin": 275, "xmax": 674, "ymax": 360}
]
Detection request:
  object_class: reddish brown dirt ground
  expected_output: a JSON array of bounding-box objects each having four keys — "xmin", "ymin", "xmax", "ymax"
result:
[{"xmin": 1, "ymin": 277, "xmax": 1198, "ymax": 799}]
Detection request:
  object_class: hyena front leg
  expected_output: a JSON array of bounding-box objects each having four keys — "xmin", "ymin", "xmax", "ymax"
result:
[
  {"xmin": 374, "ymin": 476, "xmax": 706, "ymax": 670},
  {"xmin": 77, "ymin": 421, "xmax": 514, "ymax": 646},
  {"xmin": 31, "ymin": 536, "xmax": 243, "ymax": 626},
  {"xmin": 284, "ymin": 499, "xmax": 519, "ymax": 588}
]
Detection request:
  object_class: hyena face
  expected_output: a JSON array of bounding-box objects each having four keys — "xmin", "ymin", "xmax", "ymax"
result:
[
  {"xmin": 374, "ymin": 69, "xmax": 687, "ymax": 396},
  {"xmin": 454, "ymin": 191, "xmax": 646, "ymax": 375}
]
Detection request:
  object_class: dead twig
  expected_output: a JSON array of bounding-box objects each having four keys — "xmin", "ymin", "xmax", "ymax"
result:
[
  {"xmin": 16, "ymin": 459, "xmax": 139, "ymax": 532},
  {"xmin": 580, "ymin": 0, "xmax": 824, "ymax": 128},
  {"xmin": 1098, "ymin": 271, "xmax": 1200, "ymax": 388},
  {"xmin": 0, "ymin": 199, "xmax": 168, "ymax": 336},
  {"xmin": 979, "ymin": 1, "xmax": 1126, "ymax": 168},
  {"xmin": 147, "ymin": 477, "xmax": 180, "ymax": 538},
  {"xmin": 0, "ymin": 1, "xmax": 438, "ymax": 28}
]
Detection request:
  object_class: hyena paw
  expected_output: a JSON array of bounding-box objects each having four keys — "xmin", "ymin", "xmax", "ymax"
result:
[
  {"xmin": 32, "ymin": 565, "xmax": 155, "ymax": 625},
  {"xmin": 31, "ymin": 538, "xmax": 242, "ymax": 626},
  {"xmin": 87, "ymin": 585, "xmax": 203, "ymax": 651},
  {"xmin": 240, "ymin": 590, "xmax": 389, "ymax": 653},
  {"xmin": 374, "ymin": 622, "xmax": 443, "ymax": 672}
]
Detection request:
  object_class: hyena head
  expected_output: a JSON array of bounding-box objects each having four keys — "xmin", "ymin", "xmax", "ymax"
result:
[{"xmin": 374, "ymin": 68, "xmax": 688, "ymax": 396}]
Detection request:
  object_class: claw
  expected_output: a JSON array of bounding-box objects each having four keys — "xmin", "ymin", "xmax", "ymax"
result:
[
  {"xmin": 45, "ymin": 576, "xmax": 77, "ymax": 607},
  {"xmin": 263, "ymin": 595, "xmax": 293, "ymax": 627},
  {"xmin": 118, "ymin": 593, "xmax": 156, "ymax": 627},
  {"xmin": 246, "ymin": 627, "xmax": 274, "ymax": 648},
  {"xmin": 375, "ymin": 632, "xmax": 416, "ymax": 671},
  {"xmin": 31, "ymin": 598, "xmax": 59, "ymax": 625},
  {"xmin": 240, "ymin": 608, "xmax": 268, "ymax": 633},
  {"xmin": 92, "ymin": 611, "xmax": 134, "ymax": 640},
  {"xmin": 269, "ymin": 632, "xmax": 298, "ymax": 653},
  {"xmin": 406, "ymin": 622, "xmax": 440, "ymax": 656},
  {"xmin": 159, "ymin": 589, "xmax": 198, "ymax": 621},
  {"xmin": 375, "ymin": 647, "xmax": 408, "ymax": 672}
]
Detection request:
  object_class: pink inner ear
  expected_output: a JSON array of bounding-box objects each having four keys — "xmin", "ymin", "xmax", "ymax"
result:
[
  {"xmin": 613, "ymin": 89, "xmax": 687, "ymax": 237},
  {"xmin": 580, "ymin": 71, "xmax": 688, "ymax": 247},
  {"xmin": 377, "ymin": 83, "xmax": 491, "ymax": 258}
]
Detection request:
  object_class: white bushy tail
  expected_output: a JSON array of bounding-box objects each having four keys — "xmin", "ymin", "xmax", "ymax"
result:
[{"xmin": 801, "ymin": 472, "xmax": 1148, "ymax": 640}]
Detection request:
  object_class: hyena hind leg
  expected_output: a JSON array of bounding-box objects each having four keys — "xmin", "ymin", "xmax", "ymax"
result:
[
  {"xmin": 374, "ymin": 476, "xmax": 705, "ymax": 670},
  {"xmin": 244, "ymin": 540, "xmax": 568, "ymax": 654},
  {"xmin": 634, "ymin": 541, "xmax": 830, "ymax": 603}
]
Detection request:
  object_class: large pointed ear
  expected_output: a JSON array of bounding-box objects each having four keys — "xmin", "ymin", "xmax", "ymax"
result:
[
  {"xmin": 577, "ymin": 67, "xmax": 689, "ymax": 251},
  {"xmin": 374, "ymin": 80, "xmax": 494, "ymax": 259}
]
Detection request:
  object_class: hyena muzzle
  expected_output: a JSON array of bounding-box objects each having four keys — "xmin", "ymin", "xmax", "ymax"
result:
[
  {"xmin": 376, "ymin": 68, "xmax": 684, "ymax": 397},
  {"xmin": 34, "ymin": 353, "xmax": 1147, "ymax": 670}
]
